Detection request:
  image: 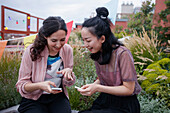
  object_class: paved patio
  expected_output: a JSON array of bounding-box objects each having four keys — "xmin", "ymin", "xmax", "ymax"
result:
[{"xmin": 0, "ymin": 105, "xmax": 78, "ymax": 113}]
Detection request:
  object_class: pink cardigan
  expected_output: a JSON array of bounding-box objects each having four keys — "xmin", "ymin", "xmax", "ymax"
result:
[{"xmin": 16, "ymin": 44, "xmax": 76, "ymax": 100}]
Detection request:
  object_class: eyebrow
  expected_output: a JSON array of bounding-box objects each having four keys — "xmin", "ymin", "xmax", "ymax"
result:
[
  {"xmin": 61, "ymin": 37, "xmax": 66, "ymax": 40},
  {"xmin": 51, "ymin": 37, "xmax": 66, "ymax": 40},
  {"xmin": 83, "ymin": 37, "xmax": 90, "ymax": 40}
]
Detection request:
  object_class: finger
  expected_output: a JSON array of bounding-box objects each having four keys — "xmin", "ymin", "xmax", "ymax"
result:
[
  {"xmin": 81, "ymin": 84, "xmax": 90, "ymax": 89},
  {"xmin": 65, "ymin": 71, "xmax": 69, "ymax": 77},
  {"xmin": 70, "ymin": 73, "xmax": 74, "ymax": 80},
  {"xmin": 68, "ymin": 74, "xmax": 73, "ymax": 80},
  {"xmin": 57, "ymin": 70, "xmax": 65, "ymax": 75},
  {"xmin": 80, "ymin": 92, "xmax": 89, "ymax": 96},
  {"xmin": 64, "ymin": 71, "xmax": 70, "ymax": 80},
  {"xmin": 51, "ymin": 90, "xmax": 62, "ymax": 94},
  {"xmin": 56, "ymin": 71, "xmax": 62, "ymax": 74},
  {"xmin": 63, "ymin": 73, "xmax": 67, "ymax": 79},
  {"xmin": 49, "ymin": 81, "xmax": 56, "ymax": 87},
  {"xmin": 82, "ymin": 91, "xmax": 92, "ymax": 96},
  {"xmin": 48, "ymin": 86, "xmax": 52, "ymax": 93},
  {"xmin": 77, "ymin": 88, "xmax": 83, "ymax": 92},
  {"xmin": 78, "ymin": 88, "xmax": 89, "ymax": 93}
]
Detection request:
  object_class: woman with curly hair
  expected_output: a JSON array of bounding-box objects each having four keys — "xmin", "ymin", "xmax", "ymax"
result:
[{"xmin": 16, "ymin": 16, "xmax": 75, "ymax": 113}]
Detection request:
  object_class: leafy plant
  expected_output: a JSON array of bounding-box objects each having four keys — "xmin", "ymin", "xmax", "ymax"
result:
[
  {"xmin": 0, "ymin": 51, "xmax": 22, "ymax": 110},
  {"xmin": 68, "ymin": 76, "xmax": 99, "ymax": 111},
  {"xmin": 113, "ymin": 25, "xmax": 123, "ymax": 34},
  {"xmin": 123, "ymin": 28, "xmax": 162, "ymax": 74},
  {"xmin": 67, "ymin": 31, "xmax": 98, "ymax": 111},
  {"xmin": 153, "ymin": 0, "xmax": 170, "ymax": 47},
  {"xmin": 140, "ymin": 58, "xmax": 170, "ymax": 107},
  {"xmin": 138, "ymin": 90, "xmax": 170, "ymax": 113},
  {"xmin": 68, "ymin": 30, "xmax": 83, "ymax": 45},
  {"xmin": 127, "ymin": 0, "xmax": 155, "ymax": 36}
]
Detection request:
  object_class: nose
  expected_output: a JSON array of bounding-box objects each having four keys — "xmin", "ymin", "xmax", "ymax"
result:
[
  {"xmin": 55, "ymin": 41, "xmax": 61, "ymax": 48},
  {"xmin": 84, "ymin": 42, "xmax": 88, "ymax": 48}
]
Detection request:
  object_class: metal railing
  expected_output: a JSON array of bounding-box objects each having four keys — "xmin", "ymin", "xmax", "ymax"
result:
[{"xmin": 0, "ymin": 5, "xmax": 44, "ymax": 40}]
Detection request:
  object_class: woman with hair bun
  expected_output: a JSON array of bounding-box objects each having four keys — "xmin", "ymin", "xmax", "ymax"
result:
[
  {"xmin": 16, "ymin": 16, "xmax": 75, "ymax": 113},
  {"xmin": 77, "ymin": 7, "xmax": 141, "ymax": 113}
]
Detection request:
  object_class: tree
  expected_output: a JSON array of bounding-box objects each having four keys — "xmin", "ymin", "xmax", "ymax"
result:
[
  {"xmin": 153, "ymin": 0, "xmax": 170, "ymax": 47},
  {"xmin": 126, "ymin": 0, "xmax": 155, "ymax": 36}
]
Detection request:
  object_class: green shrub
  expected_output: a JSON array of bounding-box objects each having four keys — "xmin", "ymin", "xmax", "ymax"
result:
[
  {"xmin": 138, "ymin": 90, "xmax": 170, "ymax": 113},
  {"xmin": 114, "ymin": 31, "xmax": 126, "ymax": 39},
  {"xmin": 0, "ymin": 51, "xmax": 22, "ymax": 110},
  {"xmin": 153, "ymin": 0, "xmax": 170, "ymax": 47},
  {"xmin": 127, "ymin": 0, "xmax": 155, "ymax": 37},
  {"xmin": 123, "ymin": 28, "xmax": 162, "ymax": 74},
  {"xmin": 112, "ymin": 25, "xmax": 123, "ymax": 34},
  {"xmin": 67, "ymin": 76, "xmax": 99, "ymax": 111},
  {"xmin": 67, "ymin": 44, "xmax": 99, "ymax": 111},
  {"xmin": 68, "ymin": 30, "xmax": 83, "ymax": 45},
  {"xmin": 67, "ymin": 35, "xmax": 99, "ymax": 111},
  {"xmin": 140, "ymin": 58, "xmax": 170, "ymax": 107}
]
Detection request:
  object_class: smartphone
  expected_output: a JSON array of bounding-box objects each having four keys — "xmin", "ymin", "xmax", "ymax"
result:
[
  {"xmin": 75, "ymin": 86, "xmax": 81, "ymax": 89},
  {"xmin": 51, "ymin": 87, "xmax": 62, "ymax": 91}
]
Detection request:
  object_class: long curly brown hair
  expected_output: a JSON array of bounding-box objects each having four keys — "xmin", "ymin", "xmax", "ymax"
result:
[{"xmin": 30, "ymin": 16, "xmax": 67, "ymax": 61}]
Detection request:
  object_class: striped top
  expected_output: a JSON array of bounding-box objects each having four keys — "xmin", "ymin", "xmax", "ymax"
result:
[{"xmin": 16, "ymin": 44, "xmax": 76, "ymax": 100}]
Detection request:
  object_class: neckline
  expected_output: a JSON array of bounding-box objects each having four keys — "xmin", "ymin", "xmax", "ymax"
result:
[{"xmin": 49, "ymin": 52, "xmax": 59, "ymax": 58}]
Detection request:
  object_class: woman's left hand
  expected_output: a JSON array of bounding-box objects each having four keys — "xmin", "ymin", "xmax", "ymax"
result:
[
  {"xmin": 77, "ymin": 83, "xmax": 99, "ymax": 96},
  {"xmin": 56, "ymin": 68, "xmax": 73, "ymax": 81}
]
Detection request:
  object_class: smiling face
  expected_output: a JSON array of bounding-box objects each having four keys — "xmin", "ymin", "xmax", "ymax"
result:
[
  {"xmin": 46, "ymin": 30, "xmax": 66, "ymax": 56},
  {"xmin": 81, "ymin": 27, "xmax": 105, "ymax": 53}
]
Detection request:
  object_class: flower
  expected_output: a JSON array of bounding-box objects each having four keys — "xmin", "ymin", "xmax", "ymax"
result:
[{"xmin": 156, "ymin": 75, "xmax": 168, "ymax": 80}]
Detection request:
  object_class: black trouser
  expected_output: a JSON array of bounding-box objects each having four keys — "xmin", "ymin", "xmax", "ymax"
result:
[
  {"xmin": 79, "ymin": 93, "xmax": 140, "ymax": 113},
  {"xmin": 18, "ymin": 92, "xmax": 71, "ymax": 113}
]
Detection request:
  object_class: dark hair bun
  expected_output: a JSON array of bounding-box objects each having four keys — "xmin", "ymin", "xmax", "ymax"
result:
[{"xmin": 96, "ymin": 7, "xmax": 109, "ymax": 19}]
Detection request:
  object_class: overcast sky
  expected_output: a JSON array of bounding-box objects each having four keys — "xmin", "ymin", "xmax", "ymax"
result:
[{"xmin": 0, "ymin": 0, "xmax": 155, "ymax": 30}]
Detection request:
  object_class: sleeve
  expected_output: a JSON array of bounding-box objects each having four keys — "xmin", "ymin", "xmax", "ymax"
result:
[
  {"xmin": 62, "ymin": 45, "xmax": 76, "ymax": 86},
  {"xmin": 119, "ymin": 50, "xmax": 137, "ymax": 82},
  {"xmin": 16, "ymin": 46, "xmax": 33, "ymax": 96},
  {"xmin": 95, "ymin": 61, "xmax": 100, "ymax": 76}
]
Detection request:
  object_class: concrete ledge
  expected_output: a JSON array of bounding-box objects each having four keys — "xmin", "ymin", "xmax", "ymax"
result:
[
  {"xmin": 0, "ymin": 105, "xmax": 19, "ymax": 113},
  {"xmin": 0, "ymin": 105, "xmax": 78, "ymax": 113}
]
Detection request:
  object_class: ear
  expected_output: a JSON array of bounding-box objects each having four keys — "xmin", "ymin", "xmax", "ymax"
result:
[{"xmin": 100, "ymin": 35, "xmax": 105, "ymax": 43}]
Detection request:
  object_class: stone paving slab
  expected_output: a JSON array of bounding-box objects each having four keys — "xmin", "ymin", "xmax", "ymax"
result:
[
  {"xmin": 0, "ymin": 105, "xmax": 78, "ymax": 113},
  {"xmin": 0, "ymin": 105, "xmax": 19, "ymax": 113}
]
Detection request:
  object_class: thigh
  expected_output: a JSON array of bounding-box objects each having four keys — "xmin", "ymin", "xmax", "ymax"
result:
[
  {"xmin": 48, "ymin": 94, "xmax": 71, "ymax": 113},
  {"xmin": 18, "ymin": 97, "xmax": 48, "ymax": 113}
]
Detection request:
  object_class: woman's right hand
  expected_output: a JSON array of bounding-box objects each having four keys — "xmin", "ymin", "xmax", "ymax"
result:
[
  {"xmin": 39, "ymin": 81, "xmax": 62, "ymax": 94},
  {"xmin": 25, "ymin": 81, "xmax": 62, "ymax": 94}
]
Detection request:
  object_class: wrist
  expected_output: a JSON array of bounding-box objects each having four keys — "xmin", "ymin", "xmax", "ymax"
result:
[
  {"xmin": 36, "ymin": 82, "xmax": 42, "ymax": 90},
  {"xmin": 95, "ymin": 84, "xmax": 100, "ymax": 92},
  {"xmin": 24, "ymin": 82, "xmax": 42, "ymax": 92}
]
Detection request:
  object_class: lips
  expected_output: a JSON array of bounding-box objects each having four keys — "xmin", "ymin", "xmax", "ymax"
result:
[
  {"xmin": 53, "ymin": 47, "xmax": 61, "ymax": 51},
  {"xmin": 88, "ymin": 47, "xmax": 93, "ymax": 52}
]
